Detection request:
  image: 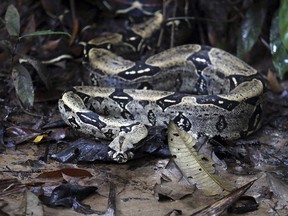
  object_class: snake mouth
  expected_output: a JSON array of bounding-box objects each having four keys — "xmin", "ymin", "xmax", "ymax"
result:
[
  {"xmin": 108, "ymin": 150, "xmax": 134, "ymax": 163},
  {"xmin": 114, "ymin": 153, "xmax": 128, "ymax": 163}
]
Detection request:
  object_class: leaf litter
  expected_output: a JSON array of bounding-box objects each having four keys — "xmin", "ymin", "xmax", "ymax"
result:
[{"xmin": 1, "ymin": 1, "xmax": 288, "ymax": 215}]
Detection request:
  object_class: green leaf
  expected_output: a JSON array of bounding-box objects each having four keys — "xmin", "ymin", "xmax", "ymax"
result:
[
  {"xmin": 12, "ymin": 64, "xmax": 34, "ymax": 108},
  {"xmin": 5, "ymin": 4, "xmax": 20, "ymax": 37},
  {"xmin": 270, "ymin": 12, "xmax": 288, "ymax": 79},
  {"xmin": 19, "ymin": 30, "xmax": 71, "ymax": 40},
  {"xmin": 279, "ymin": 0, "xmax": 288, "ymax": 50},
  {"xmin": 237, "ymin": 0, "xmax": 267, "ymax": 59}
]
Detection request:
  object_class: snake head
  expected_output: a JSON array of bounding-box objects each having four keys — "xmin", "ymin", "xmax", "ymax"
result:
[
  {"xmin": 107, "ymin": 124, "xmax": 148, "ymax": 163},
  {"xmin": 108, "ymin": 149, "xmax": 134, "ymax": 163},
  {"xmin": 108, "ymin": 135, "xmax": 136, "ymax": 163}
]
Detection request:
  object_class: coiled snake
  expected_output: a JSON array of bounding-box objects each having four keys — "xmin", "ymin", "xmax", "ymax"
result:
[{"xmin": 58, "ymin": 44, "xmax": 264, "ymax": 163}]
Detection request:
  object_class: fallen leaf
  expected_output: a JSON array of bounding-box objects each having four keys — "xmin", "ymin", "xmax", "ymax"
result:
[
  {"xmin": 22, "ymin": 191, "xmax": 44, "ymax": 216},
  {"xmin": 6, "ymin": 126, "xmax": 41, "ymax": 145},
  {"xmin": 168, "ymin": 122, "xmax": 233, "ymax": 196},
  {"xmin": 154, "ymin": 159, "xmax": 195, "ymax": 200},
  {"xmin": 0, "ymin": 178, "xmax": 26, "ymax": 196},
  {"xmin": 191, "ymin": 180, "xmax": 256, "ymax": 215},
  {"xmin": 41, "ymin": 183, "xmax": 99, "ymax": 214},
  {"xmin": 37, "ymin": 168, "xmax": 93, "ymax": 179},
  {"xmin": 227, "ymin": 196, "xmax": 259, "ymax": 214},
  {"xmin": 22, "ymin": 14, "xmax": 36, "ymax": 36},
  {"xmin": 266, "ymin": 172, "xmax": 288, "ymax": 201},
  {"xmin": 33, "ymin": 134, "xmax": 48, "ymax": 143},
  {"xmin": 41, "ymin": 39, "xmax": 61, "ymax": 51}
]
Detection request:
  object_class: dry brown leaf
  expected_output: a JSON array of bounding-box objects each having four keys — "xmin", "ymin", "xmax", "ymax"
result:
[
  {"xmin": 41, "ymin": 39, "xmax": 61, "ymax": 51},
  {"xmin": 154, "ymin": 159, "xmax": 195, "ymax": 200},
  {"xmin": 191, "ymin": 180, "xmax": 256, "ymax": 215},
  {"xmin": 70, "ymin": 18, "xmax": 79, "ymax": 45},
  {"xmin": 0, "ymin": 178, "xmax": 26, "ymax": 196},
  {"xmin": 168, "ymin": 122, "xmax": 233, "ymax": 196},
  {"xmin": 22, "ymin": 14, "xmax": 36, "ymax": 36},
  {"xmin": 21, "ymin": 191, "xmax": 44, "ymax": 216},
  {"xmin": 267, "ymin": 69, "xmax": 283, "ymax": 93},
  {"xmin": 267, "ymin": 172, "xmax": 288, "ymax": 201},
  {"xmin": 37, "ymin": 168, "xmax": 93, "ymax": 179}
]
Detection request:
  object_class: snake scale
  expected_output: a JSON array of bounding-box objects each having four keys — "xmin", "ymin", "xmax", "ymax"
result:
[{"xmin": 58, "ymin": 44, "xmax": 264, "ymax": 163}]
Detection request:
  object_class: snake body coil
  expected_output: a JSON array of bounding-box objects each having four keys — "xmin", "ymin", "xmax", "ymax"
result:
[{"xmin": 59, "ymin": 44, "xmax": 264, "ymax": 163}]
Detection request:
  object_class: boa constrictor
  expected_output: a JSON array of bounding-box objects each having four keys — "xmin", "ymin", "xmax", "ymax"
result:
[{"xmin": 59, "ymin": 44, "xmax": 264, "ymax": 163}]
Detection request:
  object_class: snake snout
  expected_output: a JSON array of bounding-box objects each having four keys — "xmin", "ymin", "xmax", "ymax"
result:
[{"xmin": 114, "ymin": 153, "xmax": 128, "ymax": 163}]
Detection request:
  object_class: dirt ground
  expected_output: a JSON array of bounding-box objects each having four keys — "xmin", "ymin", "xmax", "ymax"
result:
[
  {"xmin": 0, "ymin": 148, "xmax": 285, "ymax": 215},
  {"xmin": 1, "ymin": 0, "xmax": 288, "ymax": 215}
]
